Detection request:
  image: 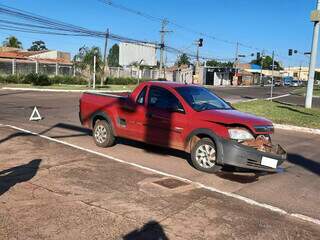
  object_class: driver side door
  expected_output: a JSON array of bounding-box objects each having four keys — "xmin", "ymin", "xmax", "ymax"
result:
[{"xmin": 144, "ymin": 86, "xmax": 187, "ymax": 149}]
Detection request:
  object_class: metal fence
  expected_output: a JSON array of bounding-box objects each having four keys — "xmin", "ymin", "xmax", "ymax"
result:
[
  {"xmin": 0, "ymin": 59, "xmax": 194, "ymax": 83},
  {"xmin": 0, "ymin": 59, "xmax": 75, "ymax": 76},
  {"xmin": 108, "ymin": 67, "xmax": 161, "ymax": 80},
  {"xmin": 107, "ymin": 66, "xmax": 193, "ymax": 83}
]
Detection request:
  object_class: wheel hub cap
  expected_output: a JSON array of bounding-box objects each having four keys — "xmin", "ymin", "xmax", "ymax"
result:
[
  {"xmin": 95, "ymin": 125, "xmax": 107, "ymax": 143},
  {"xmin": 195, "ymin": 144, "xmax": 216, "ymax": 168}
]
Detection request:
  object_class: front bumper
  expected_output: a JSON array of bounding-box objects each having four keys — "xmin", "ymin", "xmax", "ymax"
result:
[{"xmin": 218, "ymin": 138, "xmax": 286, "ymax": 172}]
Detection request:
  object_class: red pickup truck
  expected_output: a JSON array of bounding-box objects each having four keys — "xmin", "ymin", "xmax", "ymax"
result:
[{"xmin": 79, "ymin": 81, "xmax": 286, "ymax": 173}]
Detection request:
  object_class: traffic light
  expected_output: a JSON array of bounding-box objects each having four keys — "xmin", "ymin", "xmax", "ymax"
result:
[
  {"xmin": 198, "ymin": 38, "xmax": 203, "ymax": 47},
  {"xmin": 288, "ymin": 49, "xmax": 293, "ymax": 56},
  {"xmin": 257, "ymin": 52, "xmax": 260, "ymax": 59}
]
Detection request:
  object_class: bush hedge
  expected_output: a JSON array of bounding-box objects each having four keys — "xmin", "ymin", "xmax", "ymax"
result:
[
  {"xmin": 0, "ymin": 74, "xmax": 151, "ymax": 86},
  {"xmin": 105, "ymin": 76, "xmax": 150, "ymax": 85},
  {"xmin": 50, "ymin": 75, "xmax": 87, "ymax": 85},
  {"xmin": 0, "ymin": 74, "xmax": 87, "ymax": 86}
]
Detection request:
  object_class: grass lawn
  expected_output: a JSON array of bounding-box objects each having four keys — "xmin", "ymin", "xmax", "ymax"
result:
[
  {"xmin": 0, "ymin": 83, "xmax": 137, "ymax": 91},
  {"xmin": 234, "ymin": 100, "xmax": 320, "ymax": 129},
  {"xmin": 291, "ymin": 85, "xmax": 320, "ymax": 97}
]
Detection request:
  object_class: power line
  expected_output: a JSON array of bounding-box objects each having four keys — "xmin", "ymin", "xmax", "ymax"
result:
[
  {"xmin": 0, "ymin": 4, "xmax": 230, "ymax": 62},
  {"xmin": 98, "ymin": 0, "xmax": 263, "ymax": 50}
]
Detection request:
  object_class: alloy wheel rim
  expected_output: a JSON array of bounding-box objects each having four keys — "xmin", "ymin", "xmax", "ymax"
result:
[
  {"xmin": 195, "ymin": 144, "xmax": 216, "ymax": 168},
  {"xmin": 95, "ymin": 125, "xmax": 107, "ymax": 143}
]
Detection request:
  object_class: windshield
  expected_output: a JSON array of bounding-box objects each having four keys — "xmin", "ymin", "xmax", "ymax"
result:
[{"xmin": 175, "ymin": 86, "xmax": 232, "ymax": 111}]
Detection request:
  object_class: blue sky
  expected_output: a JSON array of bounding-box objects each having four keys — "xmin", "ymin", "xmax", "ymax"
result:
[{"xmin": 0, "ymin": 0, "xmax": 317, "ymax": 67}]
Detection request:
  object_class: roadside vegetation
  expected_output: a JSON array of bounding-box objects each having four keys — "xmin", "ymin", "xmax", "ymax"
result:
[
  {"xmin": 0, "ymin": 74, "xmax": 145, "ymax": 91},
  {"xmin": 291, "ymin": 86, "xmax": 320, "ymax": 97},
  {"xmin": 234, "ymin": 100, "xmax": 320, "ymax": 129}
]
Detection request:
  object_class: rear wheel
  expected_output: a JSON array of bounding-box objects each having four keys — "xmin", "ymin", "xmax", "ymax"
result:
[
  {"xmin": 191, "ymin": 138, "xmax": 220, "ymax": 173},
  {"xmin": 93, "ymin": 120, "xmax": 115, "ymax": 147}
]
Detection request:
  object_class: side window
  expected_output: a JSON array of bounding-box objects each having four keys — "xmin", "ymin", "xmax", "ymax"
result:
[
  {"xmin": 148, "ymin": 86, "xmax": 184, "ymax": 112},
  {"xmin": 136, "ymin": 86, "xmax": 148, "ymax": 105}
]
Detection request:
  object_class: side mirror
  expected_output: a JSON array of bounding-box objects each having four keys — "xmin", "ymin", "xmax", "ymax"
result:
[{"xmin": 122, "ymin": 98, "xmax": 136, "ymax": 112}]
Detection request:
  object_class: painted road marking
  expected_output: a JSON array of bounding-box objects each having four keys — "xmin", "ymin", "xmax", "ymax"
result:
[{"xmin": 1, "ymin": 123, "xmax": 319, "ymax": 226}]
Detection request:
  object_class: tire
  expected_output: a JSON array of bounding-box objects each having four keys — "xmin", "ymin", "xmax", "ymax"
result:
[
  {"xmin": 191, "ymin": 138, "xmax": 220, "ymax": 173},
  {"xmin": 93, "ymin": 120, "xmax": 115, "ymax": 147}
]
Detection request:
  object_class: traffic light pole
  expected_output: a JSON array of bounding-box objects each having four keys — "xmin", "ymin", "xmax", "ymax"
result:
[
  {"xmin": 270, "ymin": 51, "xmax": 275, "ymax": 99},
  {"xmin": 259, "ymin": 51, "xmax": 264, "ymax": 86},
  {"xmin": 305, "ymin": 0, "xmax": 320, "ymax": 108}
]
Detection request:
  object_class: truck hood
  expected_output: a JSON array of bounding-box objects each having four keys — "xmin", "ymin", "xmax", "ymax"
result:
[{"xmin": 197, "ymin": 109, "xmax": 273, "ymax": 133}]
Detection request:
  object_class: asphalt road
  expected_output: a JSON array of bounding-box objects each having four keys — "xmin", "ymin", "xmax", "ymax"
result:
[
  {"xmin": 209, "ymin": 86, "xmax": 320, "ymax": 108},
  {"xmin": 1, "ymin": 126, "xmax": 319, "ymax": 239},
  {"xmin": 0, "ymin": 89, "xmax": 319, "ymax": 223}
]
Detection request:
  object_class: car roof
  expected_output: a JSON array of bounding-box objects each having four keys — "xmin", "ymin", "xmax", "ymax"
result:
[{"xmin": 147, "ymin": 81, "xmax": 200, "ymax": 89}]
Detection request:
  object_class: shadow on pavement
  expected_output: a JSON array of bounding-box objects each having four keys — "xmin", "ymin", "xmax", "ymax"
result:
[
  {"xmin": 122, "ymin": 220, "xmax": 168, "ymax": 240},
  {"xmin": 0, "ymin": 159, "xmax": 41, "ymax": 196},
  {"xmin": 277, "ymin": 105, "xmax": 313, "ymax": 116},
  {"xmin": 0, "ymin": 132, "xmax": 31, "ymax": 144},
  {"xmin": 287, "ymin": 153, "xmax": 320, "ymax": 176},
  {"xmin": 41, "ymin": 122, "xmax": 92, "ymax": 139},
  {"xmin": 0, "ymin": 90, "xmax": 30, "ymax": 97}
]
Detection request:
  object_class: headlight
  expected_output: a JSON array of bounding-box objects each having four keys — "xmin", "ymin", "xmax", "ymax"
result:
[{"xmin": 228, "ymin": 128, "xmax": 254, "ymax": 141}]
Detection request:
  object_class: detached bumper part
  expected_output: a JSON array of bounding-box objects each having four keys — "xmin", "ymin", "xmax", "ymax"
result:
[{"xmin": 219, "ymin": 139, "xmax": 286, "ymax": 172}]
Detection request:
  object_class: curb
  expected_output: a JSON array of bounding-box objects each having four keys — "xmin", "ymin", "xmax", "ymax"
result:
[
  {"xmin": 1, "ymin": 87, "xmax": 132, "ymax": 93},
  {"xmin": 274, "ymin": 124, "xmax": 320, "ymax": 135},
  {"xmin": 266, "ymin": 94, "xmax": 291, "ymax": 100}
]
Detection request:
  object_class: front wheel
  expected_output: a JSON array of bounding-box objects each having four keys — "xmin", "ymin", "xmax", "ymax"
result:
[
  {"xmin": 93, "ymin": 120, "xmax": 115, "ymax": 147},
  {"xmin": 191, "ymin": 138, "xmax": 220, "ymax": 173}
]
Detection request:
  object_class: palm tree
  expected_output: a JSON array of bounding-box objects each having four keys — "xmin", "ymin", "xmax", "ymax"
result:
[
  {"xmin": 74, "ymin": 46, "xmax": 104, "ymax": 85},
  {"xmin": 2, "ymin": 36, "xmax": 23, "ymax": 49},
  {"xmin": 74, "ymin": 46, "xmax": 103, "ymax": 74}
]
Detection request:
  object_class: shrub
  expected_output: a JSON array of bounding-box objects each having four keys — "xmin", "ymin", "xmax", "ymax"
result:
[
  {"xmin": 25, "ymin": 73, "xmax": 52, "ymax": 86},
  {"xmin": 0, "ymin": 74, "xmax": 24, "ymax": 84},
  {"xmin": 23, "ymin": 73, "xmax": 36, "ymax": 84},
  {"xmin": 50, "ymin": 75, "xmax": 87, "ymax": 85},
  {"xmin": 105, "ymin": 77, "xmax": 151, "ymax": 85}
]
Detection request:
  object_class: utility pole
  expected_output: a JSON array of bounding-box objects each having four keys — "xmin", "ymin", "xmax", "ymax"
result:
[
  {"xmin": 259, "ymin": 50, "xmax": 264, "ymax": 86},
  {"xmin": 196, "ymin": 42, "xmax": 200, "ymax": 68},
  {"xmin": 306, "ymin": 0, "xmax": 320, "ymax": 108},
  {"xmin": 298, "ymin": 62, "xmax": 302, "ymax": 82},
  {"xmin": 233, "ymin": 42, "xmax": 239, "ymax": 83},
  {"xmin": 195, "ymin": 38, "xmax": 203, "ymax": 72},
  {"xmin": 102, "ymin": 28, "xmax": 109, "ymax": 86},
  {"xmin": 234, "ymin": 42, "xmax": 239, "ymax": 69},
  {"xmin": 93, "ymin": 55, "xmax": 96, "ymax": 89},
  {"xmin": 270, "ymin": 50, "xmax": 275, "ymax": 99},
  {"xmin": 159, "ymin": 19, "xmax": 169, "ymax": 78}
]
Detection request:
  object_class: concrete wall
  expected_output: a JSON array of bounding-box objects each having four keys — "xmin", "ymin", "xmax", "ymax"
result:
[
  {"xmin": 119, "ymin": 42, "xmax": 157, "ymax": 66},
  {"xmin": 30, "ymin": 51, "xmax": 71, "ymax": 62}
]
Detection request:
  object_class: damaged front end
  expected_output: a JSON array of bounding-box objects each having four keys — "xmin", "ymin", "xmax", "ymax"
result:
[{"xmin": 219, "ymin": 130, "xmax": 286, "ymax": 172}]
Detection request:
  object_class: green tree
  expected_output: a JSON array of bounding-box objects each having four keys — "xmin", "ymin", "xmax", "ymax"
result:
[
  {"xmin": 28, "ymin": 40, "xmax": 47, "ymax": 51},
  {"xmin": 2, "ymin": 36, "xmax": 22, "ymax": 48},
  {"xmin": 206, "ymin": 60, "xmax": 233, "ymax": 68},
  {"xmin": 107, "ymin": 44, "xmax": 119, "ymax": 67},
  {"xmin": 74, "ymin": 46, "xmax": 104, "ymax": 75},
  {"xmin": 176, "ymin": 53, "xmax": 190, "ymax": 66},
  {"xmin": 250, "ymin": 56, "xmax": 283, "ymax": 70}
]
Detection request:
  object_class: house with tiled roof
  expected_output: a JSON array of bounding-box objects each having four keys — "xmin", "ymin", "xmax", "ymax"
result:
[{"xmin": 0, "ymin": 48, "xmax": 73, "ymax": 75}]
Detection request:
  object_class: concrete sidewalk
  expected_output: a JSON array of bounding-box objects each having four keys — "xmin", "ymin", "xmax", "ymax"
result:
[{"xmin": 0, "ymin": 126, "xmax": 319, "ymax": 240}]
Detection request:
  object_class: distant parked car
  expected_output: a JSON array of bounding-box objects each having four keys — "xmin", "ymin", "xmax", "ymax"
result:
[
  {"xmin": 274, "ymin": 80, "xmax": 282, "ymax": 87},
  {"xmin": 282, "ymin": 76, "xmax": 293, "ymax": 86},
  {"xmin": 291, "ymin": 80, "xmax": 301, "ymax": 87}
]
